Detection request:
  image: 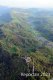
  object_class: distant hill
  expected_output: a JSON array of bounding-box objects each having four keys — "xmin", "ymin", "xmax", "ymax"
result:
[{"xmin": 0, "ymin": 6, "xmax": 53, "ymax": 80}]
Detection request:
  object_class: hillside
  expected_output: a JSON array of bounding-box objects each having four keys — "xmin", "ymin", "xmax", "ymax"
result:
[{"xmin": 0, "ymin": 7, "xmax": 53, "ymax": 80}]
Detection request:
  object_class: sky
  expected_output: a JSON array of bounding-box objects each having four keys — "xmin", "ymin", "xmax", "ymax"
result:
[{"xmin": 0, "ymin": 0, "xmax": 53, "ymax": 8}]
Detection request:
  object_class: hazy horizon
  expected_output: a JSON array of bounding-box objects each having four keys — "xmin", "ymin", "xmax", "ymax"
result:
[{"xmin": 0, "ymin": 0, "xmax": 53, "ymax": 9}]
